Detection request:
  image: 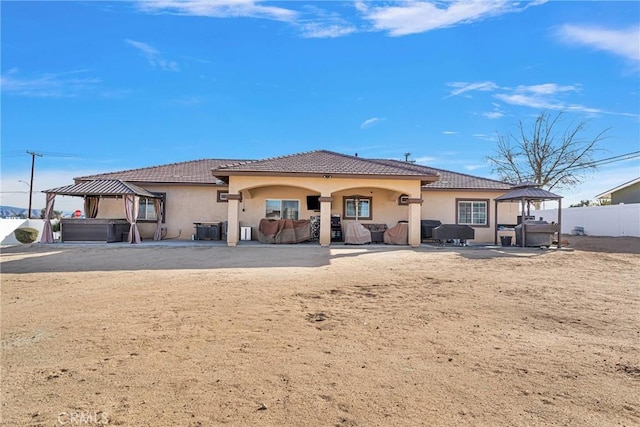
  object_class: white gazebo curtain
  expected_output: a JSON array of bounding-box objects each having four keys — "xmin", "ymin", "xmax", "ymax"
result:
[
  {"xmin": 124, "ymin": 194, "xmax": 141, "ymax": 244},
  {"xmin": 40, "ymin": 192, "xmax": 56, "ymax": 243},
  {"xmin": 153, "ymin": 198, "xmax": 163, "ymax": 241}
]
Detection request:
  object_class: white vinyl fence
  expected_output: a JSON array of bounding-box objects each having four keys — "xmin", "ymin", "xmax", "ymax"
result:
[
  {"xmin": 0, "ymin": 219, "xmax": 46, "ymax": 245},
  {"xmin": 531, "ymin": 204, "xmax": 640, "ymax": 237}
]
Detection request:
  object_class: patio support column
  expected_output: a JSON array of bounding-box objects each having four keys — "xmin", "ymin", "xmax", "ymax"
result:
[
  {"xmin": 407, "ymin": 198, "xmax": 423, "ymax": 247},
  {"xmin": 318, "ymin": 196, "xmax": 332, "ymax": 247},
  {"xmin": 226, "ymin": 194, "xmax": 242, "ymax": 247}
]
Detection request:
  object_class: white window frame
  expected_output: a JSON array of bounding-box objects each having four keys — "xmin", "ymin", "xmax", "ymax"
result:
[
  {"xmin": 343, "ymin": 196, "xmax": 372, "ymax": 220},
  {"xmin": 456, "ymin": 199, "xmax": 488, "ymax": 227}
]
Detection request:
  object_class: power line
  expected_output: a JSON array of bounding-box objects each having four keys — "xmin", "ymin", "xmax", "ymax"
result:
[
  {"xmin": 567, "ymin": 151, "xmax": 640, "ymax": 171},
  {"xmin": 1, "ymin": 150, "xmax": 79, "ymax": 158}
]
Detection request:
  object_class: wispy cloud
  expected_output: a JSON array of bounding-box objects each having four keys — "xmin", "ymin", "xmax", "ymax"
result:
[
  {"xmin": 473, "ymin": 133, "xmax": 498, "ymax": 142},
  {"xmin": 556, "ymin": 24, "xmax": 640, "ymax": 64},
  {"xmin": 136, "ymin": 1, "xmax": 356, "ymax": 39},
  {"xmin": 125, "ymin": 39, "xmax": 180, "ymax": 71},
  {"xmin": 442, "ymin": 131, "xmax": 458, "ymax": 135},
  {"xmin": 446, "ymin": 81, "xmax": 499, "ymax": 98},
  {"xmin": 494, "ymin": 83, "xmax": 596, "ymax": 114},
  {"xmin": 464, "ymin": 164, "xmax": 485, "ymax": 171},
  {"xmin": 414, "ymin": 156, "xmax": 437, "ymax": 164},
  {"xmin": 0, "ymin": 69, "xmax": 101, "ymax": 97},
  {"xmin": 134, "ymin": 0, "xmax": 546, "ymax": 39},
  {"xmin": 297, "ymin": 22, "xmax": 356, "ymax": 38},
  {"xmin": 360, "ymin": 117, "xmax": 384, "ymax": 129},
  {"xmin": 169, "ymin": 96, "xmax": 203, "ymax": 106},
  {"xmin": 447, "ymin": 80, "xmax": 633, "ymax": 117},
  {"xmin": 481, "ymin": 102, "xmax": 507, "ymax": 119},
  {"xmin": 296, "ymin": 4, "xmax": 356, "ymax": 38},
  {"xmin": 357, "ymin": 0, "xmax": 543, "ymax": 36},
  {"xmin": 136, "ymin": 0, "xmax": 297, "ymax": 22},
  {"xmin": 493, "ymin": 83, "xmax": 599, "ymax": 113},
  {"xmin": 481, "ymin": 111, "xmax": 504, "ymax": 119}
]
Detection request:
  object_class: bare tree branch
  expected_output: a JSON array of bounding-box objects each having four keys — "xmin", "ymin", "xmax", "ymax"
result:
[{"xmin": 485, "ymin": 111, "xmax": 609, "ymax": 191}]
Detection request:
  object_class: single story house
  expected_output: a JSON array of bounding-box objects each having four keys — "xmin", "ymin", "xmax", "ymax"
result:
[
  {"xmin": 49, "ymin": 150, "xmax": 520, "ymax": 246},
  {"xmin": 595, "ymin": 177, "xmax": 640, "ymax": 205}
]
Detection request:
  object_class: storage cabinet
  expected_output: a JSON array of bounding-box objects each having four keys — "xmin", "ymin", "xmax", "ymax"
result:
[{"xmin": 331, "ymin": 215, "xmax": 342, "ymax": 242}]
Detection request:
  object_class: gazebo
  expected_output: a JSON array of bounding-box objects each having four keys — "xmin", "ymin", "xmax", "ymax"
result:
[
  {"xmin": 494, "ymin": 182, "xmax": 563, "ymax": 248},
  {"xmin": 40, "ymin": 180, "xmax": 162, "ymax": 244}
]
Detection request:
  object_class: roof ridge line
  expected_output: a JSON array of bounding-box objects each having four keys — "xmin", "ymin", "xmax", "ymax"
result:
[
  {"xmin": 375, "ymin": 158, "xmax": 511, "ymax": 185},
  {"xmin": 215, "ymin": 150, "xmax": 326, "ymax": 170}
]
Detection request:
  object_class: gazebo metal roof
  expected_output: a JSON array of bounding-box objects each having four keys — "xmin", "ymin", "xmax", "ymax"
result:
[
  {"xmin": 495, "ymin": 181, "xmax": 563, "ymax": 202},
  {"xmin": 43, "ymin": 180, "xmax": 159, "ymax": 198}
]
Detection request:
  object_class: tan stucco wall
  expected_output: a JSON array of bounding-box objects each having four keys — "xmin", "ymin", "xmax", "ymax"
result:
[
  {"xmin": 421, "ymin": 190, "xmax": 520, "ymax": 242},
  {"xmin": 229, "ymin": 175, "xmax": 421, "ymax": 198},
  {"xmin": 91, "ymin": 178, "xmax": 519, "ymax": 243},
  {"xmin": 96, "ymin": 184, "xmax": 228, "ymax": 240}
]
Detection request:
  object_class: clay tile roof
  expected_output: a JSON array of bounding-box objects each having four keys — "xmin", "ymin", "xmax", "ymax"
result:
[
  {"xmin": 371, "ymin": 159, "xmax": 512, "ymax": 190},
  {"xmin": 212, "ymin": 150, "xmax": 439, "ymax": 180},
  {"xmin": 75, "ymin": 159, "xmax": 248, "ymax": 185},
  {"xmin": 70, "ymin": 151, "xmax": 512, "ymax": 190}
]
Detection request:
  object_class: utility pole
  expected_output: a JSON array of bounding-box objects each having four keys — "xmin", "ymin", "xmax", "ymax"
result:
[{"xmin": 26, "ymin": 151, "xmax": 43, "ymax": 219}]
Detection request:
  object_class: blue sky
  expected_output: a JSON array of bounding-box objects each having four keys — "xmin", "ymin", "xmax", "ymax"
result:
[{"xmin": 2, "ymin": 0, "xmax": 639, "ymax": 212}]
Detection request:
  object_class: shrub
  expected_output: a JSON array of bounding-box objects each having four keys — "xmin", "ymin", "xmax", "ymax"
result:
[
  {"xmin": 14, "ymin": 227, "xmax": 39, "ymax": 244},
  {"xmin": 52, "ymin": 222, "xmax": 61, "ymax": 232}
]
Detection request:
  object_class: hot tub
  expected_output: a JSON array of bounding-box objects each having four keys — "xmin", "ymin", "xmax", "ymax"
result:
[{"xmin": 61, "ymin": 218, "xmax": 130, "ymax": 242}]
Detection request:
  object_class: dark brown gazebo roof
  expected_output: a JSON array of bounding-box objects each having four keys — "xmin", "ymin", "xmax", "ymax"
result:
[
  {"xmin": 495, "ymin": 181, "xmax": 563, "ymax": 202},
  {"xmin": 43, "ymin": 179, "xmax": 160, "ymax": 198}
]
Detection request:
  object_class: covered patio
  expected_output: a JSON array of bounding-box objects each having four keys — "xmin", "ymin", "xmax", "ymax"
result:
[{"xmin": 40, "ymin": 180, "xmax": 162, "ymax": 244}]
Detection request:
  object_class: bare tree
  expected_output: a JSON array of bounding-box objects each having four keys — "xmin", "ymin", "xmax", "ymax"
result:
[{"xmin": 485, "ymin": 111, "xmax": 609, "ymax": 191}]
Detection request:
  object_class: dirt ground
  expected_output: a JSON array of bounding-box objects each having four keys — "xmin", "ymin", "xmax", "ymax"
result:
[{"xmin": 1, "ymin": 236, "xmax": 639, "ymax": 426}]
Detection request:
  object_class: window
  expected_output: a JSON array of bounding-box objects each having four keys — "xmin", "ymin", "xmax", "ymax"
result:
[
  {"xmin": 137, "ymin": 193, "xmax": 166, "ymax": 222},
  {"xmin": 217, "ymin": 190, "xmax": 228, "ymax": 202},
  {"xmin": 343, "ymin": 196, "xmax": 372, "ymax": 220},
  {"xmin": 456, "ymin": 199, "xmax": 488, "ymax": 226},
  {"xmin": 266, "ymin": 199, "xmax": 299, "ymax": 220}
]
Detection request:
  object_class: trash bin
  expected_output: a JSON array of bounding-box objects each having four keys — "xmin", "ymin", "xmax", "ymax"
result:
[{"xmin": 500, "ymin": 236, "xmax": 512, "ymax": 247}]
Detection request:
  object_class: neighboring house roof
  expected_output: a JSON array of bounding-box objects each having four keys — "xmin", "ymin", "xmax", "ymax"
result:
[
  {"xmin": 212, "ymin": 150, "xmax": 439, "ymax": 184},
  {"xmin": 595, "ymin": 177, "xmax": 640, "ymax": 199},
  {"xmin": 371, "ymin": 159, "xmax": 512, "ymax": 190},
  {"xmin": 75, "ymin": 159, "xmax": 247, "ymax": 185},
  {"xmin": 43, "ymin": 180, "xmax": 159, "ymax": 198}
]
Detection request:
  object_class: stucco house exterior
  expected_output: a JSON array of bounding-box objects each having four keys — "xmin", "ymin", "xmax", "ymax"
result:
[
  {"xmin": 595, "ymin": 177, "xmax": 640, "ymax": 205},
  {"xmin": 59, "ymin": 150, "xmax": 518, "ymax": 246}
]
